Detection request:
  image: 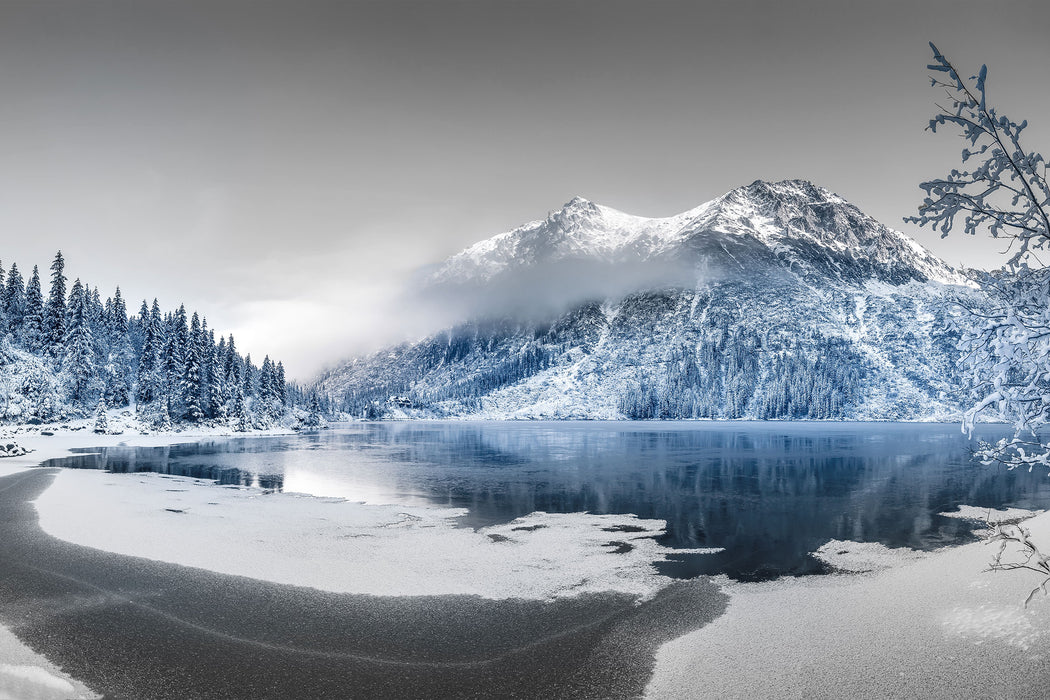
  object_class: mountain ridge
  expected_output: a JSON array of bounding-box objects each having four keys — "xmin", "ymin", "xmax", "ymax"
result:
[
  {"xmin": 316, "ymin": 180, "xmax": 975, "ymax": 421},
  {"xmin": 428, "ymin": 180, "xmax": 965, "ymax": 290}
]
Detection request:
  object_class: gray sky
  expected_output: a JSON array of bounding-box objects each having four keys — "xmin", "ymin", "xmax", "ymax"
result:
[{"xmin": 0, "ymin": 0, "xmax": 1047, "ymax": 379}]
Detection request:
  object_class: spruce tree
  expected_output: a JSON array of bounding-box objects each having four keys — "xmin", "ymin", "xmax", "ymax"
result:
[
  {"xmin": 243, "ymin": 353, "xmax": 254, "ymax": 397},
  {"xmin": 232, "ymin": 387, "xmax": 249, "ymax": 431},
  {"xmin": 276, "ymin": 362, "xmax": 287, "ymax": 405},
  {"xmin": 306, "ymin": 393, "xmax": 322, "ymax": 427},
  {"xmin": 224, "ymin": 334, "xmax": 239, "ymax": 384},
  {"xmin": 103, "ymin": 287, "xmax": 132, "ymax": 406},
  {"xmin": 110, "ymin": 288, "xmax": 128, "ymax": 338},
  {"xmin": 62, "ymin": 278, "xmax": 97, "ymax": 405},
  {"xmin": 162, "ymin": 307, "xmax": 187, "ymax": 417},
  {"xmin": 198, "ymin": 319, "xmax": 214, "ymax": 418},
  {"xmin": 87, "ymin": 286, "xmax": 104, "ymax": 353},
  {"xmin": 136, "ymin": 299, "xmax": 160, "ymax": 406},
  {"xmin": 181, "ymin": 312, "xmax": 204, "ymax": 422},
  {"xmin": 93, "ymin": 399, "xmax": 108, "ymax": 434},
  {"xmin": 43, "ymin": 251, "xmax": 66, "ymax": 359},
  {"xmin": 259, "ymin": 355, "xmax": 276, "ymax": 418},
  {"xmin": 21, "ymin": 266, "xmax": 44, "ymax": 352},
  {"xmin": 3, "ymin": 263, "xmax": 25, "ymax": 335},
  {"xmin": 209, "ymin": 330, "xmax": 227, "ymax": 420}
]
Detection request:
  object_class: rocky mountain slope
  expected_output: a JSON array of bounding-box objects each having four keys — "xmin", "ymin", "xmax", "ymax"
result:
[{"xmin": 315, "ymin": 180, "xmax": 974, "ymax": 420}]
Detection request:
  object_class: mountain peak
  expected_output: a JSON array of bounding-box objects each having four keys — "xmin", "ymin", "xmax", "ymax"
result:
[
  {"xmin": 551, "ymin": 195, "xmax": 605, "ymax": 225},
  {"xmin": 429, "ymin": 181, "xmax": 963, "ymax": 288},
  {"xmin": 732, "ymin": 179, "xmax": 842, "ymax": 205}
]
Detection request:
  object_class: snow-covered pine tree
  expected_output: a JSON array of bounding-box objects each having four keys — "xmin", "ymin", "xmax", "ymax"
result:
[
  {"xmin": 3, "ymin": 263, "xmax": 25, "ymax": 335},
  {"xmin": 209, "ymin": 330, "xmax": 227, "ymax": 421},
  {"xmin": 276, "ymin": 361, "xmax": 287, "ymax": 405},
  {"xmin": 20, "ymin": 266, "xmax": 44, "ymax": 353},
  {"xmin": 160, "ymin": 307, "xmax": 186, "ymax": 418},
  {"xmin": 154, "ymin": 400, "xmax": 172, "ymax": 431},
  {"xmin": 305, "ymin": 393, "xmax": 322, "ymax": 427},
  {"xmin": 110, "ymin": 288, "xmax": 128, "ymax": 341},
  {"xmin": 43, "ymin": 251, "xmax": 66, "ymax": 360},
  {"xmin": 232, "ymin": 387, "xmax": 250, "ymax": 431},
  {"xmin": 181, "ymin": 312, "xmax": 204, "ymax": 423},
  {"xmin": 103, "ymin": 287, "xmax": 132, "ymax": 407},
  {"xmin": 62, "ymin": 278, "xmax": 98, "ymax": 406},
  {"xmin": 223, "ymin": 334, "xmax": 240, "ymax": 385},
  {"xmin": 87, "ymin": 286, "xmax": 104, "ymax": 350},
  {"xmin": 93, "ymin": 399, "xmax": 108, "ymax": 434},
  {"xmin": 242, "ymin": 353, "xmax": 254, "ymax": 398},
  {"xmin": 135, "ymin": 299, "xmax": 159, "ymax": 406},
  {"xmin": 259, "ymin": 355, "xmax": 282, "ymax": 420},
  {"xmin": 197, "ymin": 318, "xmax": 213, "ymax": 419}
]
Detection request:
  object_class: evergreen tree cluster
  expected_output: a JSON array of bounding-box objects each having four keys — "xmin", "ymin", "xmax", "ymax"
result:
[
  {"xmin": 619, "ymin": 331, "xmax": 867, "ymax": 420},
  {"xmin": 0, "ymin": 251, "xmax": 301, "ymax": 429},
  {"xmin": 756, "ymin": 340, "xmax": 865, "ymax": 419},
  {"xmin": 334, "ymin": 321, "xmax": 556, "ymax": 417}
]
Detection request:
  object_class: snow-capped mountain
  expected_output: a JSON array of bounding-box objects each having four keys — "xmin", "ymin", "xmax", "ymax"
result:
[
  {"xmin": 430, "ymin": 180, "xmax": 963, "ymax": 288},
  {"xmin": 316, "ymin": 180, "xmax": 975, "ymax": 420}
]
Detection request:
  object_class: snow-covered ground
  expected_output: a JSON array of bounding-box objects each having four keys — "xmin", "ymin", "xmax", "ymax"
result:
[
  {"xmin": 0, "ymin": 409, "xmax": 295, "ymax": 445},
  {"xmin": 646, "ymin": 508, "xmax": 1050, "ymax": 698},
  {"xmin": 0, "ymin": 434, "xmax": 121, "ymax": 699},
  {"xmin": 0, "ymin": 429, "xmax": 294, "ymax": 698}
]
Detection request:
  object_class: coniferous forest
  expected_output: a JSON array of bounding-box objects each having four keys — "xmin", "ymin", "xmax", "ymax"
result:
[{"xmin": 0, "ymin": 251, "xmax": 324, "ymax": 429}]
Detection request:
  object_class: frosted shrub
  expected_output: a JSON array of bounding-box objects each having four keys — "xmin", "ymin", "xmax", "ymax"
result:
[
  {"xmin": 908, "ymin": 43, "xmax": 1050, "ymax": 471},
  {"xmin": 910, "ymin": 43, "xmax": 1050, "ymax": 599}
]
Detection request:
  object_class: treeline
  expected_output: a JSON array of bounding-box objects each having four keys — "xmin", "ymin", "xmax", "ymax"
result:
[
  {"xmin": 619, "ymin": 331, "xmax": 867, "ymax": 420},
  {"xmin": 0, "ymin": 251, "xmax": 319, "ymax": 429},
  {"xmin": 335, "ymin": 322, "xmax": 556, "ymax": 417}
]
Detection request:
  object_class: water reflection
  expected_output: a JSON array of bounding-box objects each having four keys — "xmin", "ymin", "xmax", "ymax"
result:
[
  {"xmin": 45, "ymin": 421, "xmax": 1050, "ymax": 581},
  {"xmin": 53, "ymin": 447, "xmax": 285, "ymax": 491}
]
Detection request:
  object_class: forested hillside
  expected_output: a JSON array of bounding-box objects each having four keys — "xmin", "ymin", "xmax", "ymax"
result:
[
  {"xmin": 315, "ymin": 181, "xmax": 975, "ymax": 421},
  {"xmin": 0, "ymin": 251, "xmax": 320, "ymax": 429}
]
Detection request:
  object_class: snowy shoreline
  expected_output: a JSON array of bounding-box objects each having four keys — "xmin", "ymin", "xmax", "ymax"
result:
[
  {"xmin": 0, "ymin": 429, "xmax": 298, "ymax": 699},
  {"xmin": 24, "ymin": 430, "xmax": 718, "ymax": 601},
  {"xmin": 7, "ymin": 428, "xmax": 1050, "ymax": 698},
  {"xmin": 647, "ymin": 507, "xmax": 1050, "ymax": 698},
  {"xmin": 2, "ymin": 429, "xmax": 724, "ymax": 698}
]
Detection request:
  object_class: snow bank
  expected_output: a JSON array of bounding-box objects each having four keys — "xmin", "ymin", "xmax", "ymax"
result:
[
  {"xmin": 812, "ymin": 539, "xmax": 926, "ymax": 574},
  {"xmin": 0, "ymin": 624, "xmax": 98, "ymax": 699},
  {"xmin": 940, "ymin": 504, "xmax": 1043, "ymax": 524},
  {"xmin": 647, "ymin": 509, "xmax": 1050, "ymax": 698},
  {"xmin": 34, "ymin": 467, "xmax": 719, "ymax": 601}
]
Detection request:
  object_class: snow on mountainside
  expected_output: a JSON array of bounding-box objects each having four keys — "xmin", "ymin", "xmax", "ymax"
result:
[
  {"xmin": 430, "ymin": 180, "xmax": 964, "ymax": 288},
  {"xmin": 316, "ymin": 180, "xmax": 976, "ymax": 421}
]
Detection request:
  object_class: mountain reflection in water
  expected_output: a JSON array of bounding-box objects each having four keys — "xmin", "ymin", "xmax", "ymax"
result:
[{"xmin": 47, "ymin": 421, "xmax": 1050, "ymax": 581}]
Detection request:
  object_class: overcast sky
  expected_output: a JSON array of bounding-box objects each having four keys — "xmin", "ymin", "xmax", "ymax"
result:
[{"xmin": 0, "ymin": 0, "xmax": 1047, "ymax": 379}]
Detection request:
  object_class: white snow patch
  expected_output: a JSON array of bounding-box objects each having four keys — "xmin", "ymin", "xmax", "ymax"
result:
[
  {"xmin": 34, "ymin": 467, "xmax": 719, "ymax": 601},
  {"xmin": 943, "ymin": 603, "xmax": 1050, "ymax": 651},
  {"xmin": 0, "ymin": 665, "xmax": 75, "ymax": 697},
  {"xmin": 813, "ymin": 539, "xmax": 926, "ymax": 573},
  {"xmin": 647, "ymin": 509, "xmax": 1050, "ymax": 698},
  {"xmin": 940, "ymin": 505, "xmax": 1043, "ymax": 524},
  {"xmin": 0, "ymin": 625, "xmax": 98, "ymax": 699}
]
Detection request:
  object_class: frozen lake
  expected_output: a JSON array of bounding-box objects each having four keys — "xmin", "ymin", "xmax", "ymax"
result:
[{"xmin": 47, "ymin": 421, "xmax": 1050, "ymax": 581}]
